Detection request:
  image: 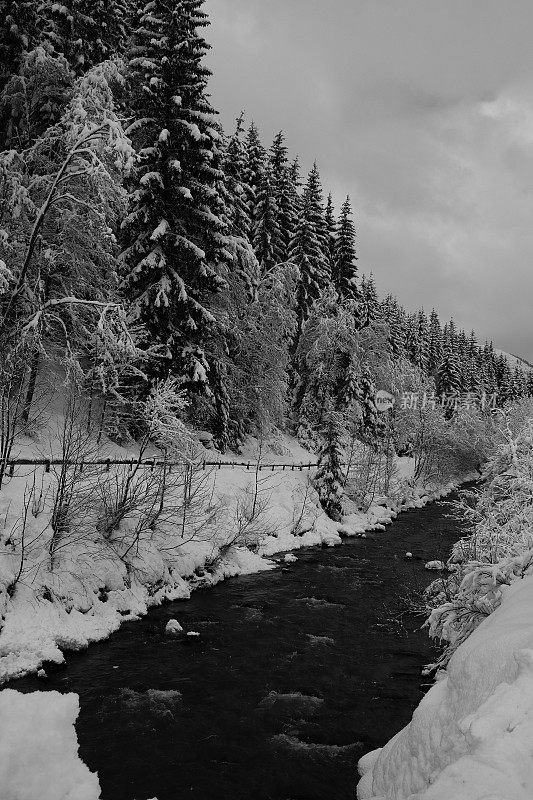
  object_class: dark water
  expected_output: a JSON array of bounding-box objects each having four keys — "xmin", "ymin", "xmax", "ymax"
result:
[{"xmin": 13, "ymin": 496, "xmax": 464, "ymax": 800}]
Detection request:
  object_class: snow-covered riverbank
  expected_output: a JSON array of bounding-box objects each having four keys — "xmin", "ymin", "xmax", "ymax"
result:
[
  {"xmin": 357, "ymin": 573, "xmax": 533, "ymax": 800},
  {"xmin": 0, "ymin": 426, "xmax": 471, "ymax": 684}
]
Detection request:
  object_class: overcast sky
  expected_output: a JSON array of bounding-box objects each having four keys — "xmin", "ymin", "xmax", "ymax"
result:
[{"xmin": 204, "ymin": 0, "xmax": 533, "ymax": 360}]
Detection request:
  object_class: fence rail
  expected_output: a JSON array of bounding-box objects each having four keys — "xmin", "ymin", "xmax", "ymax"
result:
[{"xmin": 1, "ymin": 457, "xmax": 323, "ymax": 475}]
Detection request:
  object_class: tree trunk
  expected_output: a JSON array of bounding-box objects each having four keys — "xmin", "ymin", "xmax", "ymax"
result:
[{"xmin": 21, "ymin": 348, "xmax": 40, "ymax": 425}]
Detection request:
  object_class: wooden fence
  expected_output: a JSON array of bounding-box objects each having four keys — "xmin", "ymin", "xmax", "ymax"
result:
[{"xmin": 1, "ymin": 457, "xmax": 322, "ymax": 476}]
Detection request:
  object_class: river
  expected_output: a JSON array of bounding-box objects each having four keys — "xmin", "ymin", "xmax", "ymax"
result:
[{"xmin": 13, "ymin": 494, "xmax": 465, "ymax": 800}]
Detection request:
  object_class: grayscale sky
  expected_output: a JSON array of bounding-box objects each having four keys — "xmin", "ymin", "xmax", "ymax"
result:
[{"xmin": 204, "ymin": 0, "xmax": 533, "ymax": 360}]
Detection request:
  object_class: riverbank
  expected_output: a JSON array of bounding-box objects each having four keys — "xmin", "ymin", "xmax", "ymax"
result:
[{"xmin": 0, "ymin": 425, "xmax": 473, "ymax": 684}]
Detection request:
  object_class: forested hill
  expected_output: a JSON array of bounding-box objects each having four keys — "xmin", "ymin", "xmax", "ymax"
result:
[{"xmin": 0, "ymin": 0, "xmax": 530, "ymax": 466}]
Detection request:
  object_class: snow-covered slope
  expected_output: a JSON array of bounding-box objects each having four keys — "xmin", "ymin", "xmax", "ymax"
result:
[
  {"xmin": 495, "ymin": 348, "xmax": 533, "ymax": 372},
  {"xmin": 357, "ymin": 574, "xmax": 533, "ymax": 800}
]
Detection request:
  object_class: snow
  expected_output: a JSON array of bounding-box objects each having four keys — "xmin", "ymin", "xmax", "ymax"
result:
[
  {"xmin": 164, "ymin": 619, "xmax": 183, "ymax": 634},
  {"xmin": 357, "ymin": 574, "xmax": 533, "ymax": 800},
  {"xmin": 283, "ymin": 553, "xmax": 298, "ymax": 563},
  {"xmin": 0, "ymin": 689, "xmax": 100, "ymax": 800},
  {"xmin": 425, "ymin": 560, "xmax": 446, "ymax": 571}
]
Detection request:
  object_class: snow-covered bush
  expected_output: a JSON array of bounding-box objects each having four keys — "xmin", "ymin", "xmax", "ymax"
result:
[{"xmin": 426, "ymin": 414, "xmax": 533, "ymax": 670}]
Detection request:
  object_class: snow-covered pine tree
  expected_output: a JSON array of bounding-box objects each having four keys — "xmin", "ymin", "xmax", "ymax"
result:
[
  {"xmin": 0, "ymin": 1, "xmax": 42, "ymax": 90},
  {"xmin": 482, "ymin": 342, "xmax": 498, "ymax": 399},
  {"xmin": 39, "ymin": 0, "xmax": 132, "ymax": 75},
  {"xmin": 244, "ymin": 121, "xmax": 266, "ymax": 230},
  {"xmin": 404, "ymin": 313, "xmax": 419, "ymax": 365},
  {"xmin": 360, "ymin": 274, "xmax": 379, "ymax": 329},
  {"xmin": 357, "ymin": 362, "xmax": 382, "ymax": 440},
  {"xmin": 414, "ymin": 309, "xmax": 429, "ymax": 373},
  {"xmin": 253, "ymin": 165, "xmax": 282, "ymax": 272},
  {"xmin": 513, "ymin": 365, "xmax": 527, "ymax": 398},
  {"xmin": 324, "ymin": 193, "xmax": 337, "ymax": 276},
  {"xmin": 0, "ymin": 45, "xmax": 73, "ymax": 149},
  {"xmin": 497, "ymin": 359, "xmax": 515, "ymax": 407},
  {"xmin": 334, "ymin": 196, "xmax": 359, "ymax": 305},
  {"xmin": 303, "ymin": 162, "xmax": 330, "ymax": 270},
  {"xmin": 121, "ymin": 0, "xmax": 231, "ymax": 400},
  {"xmin": 314, "ymin": 411, "xmax": 345, "ymax": 521},
  {"xmin": 221, "ymin": 112, "xmax": 251, "ymax": 239},
  {"xmin": 289, "ymin": 209, "xmax": 328, "ymax": 328},
  {"xmin": 382, "ymin": 295, "xmax": 404, "ymax": 360},
  {"xmin": 427, "ymin": 309, "xmax": 443, "ymax": 374},
  {"xmin": 338, "ymin": 353, "xmax": 360, "ymax": 412},
  {"xmin": 436, "ymin": 338, "xmax": 463, "ymax": 413},
  {"xmin": 269, "ymin": 131, "xmax": 299, "ymax": 263}
]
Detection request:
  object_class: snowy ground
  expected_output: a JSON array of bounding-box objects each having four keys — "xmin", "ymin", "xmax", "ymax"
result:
[{"xmin": 357, "ymin": 574, "xmax": 533, "ymax": 800}]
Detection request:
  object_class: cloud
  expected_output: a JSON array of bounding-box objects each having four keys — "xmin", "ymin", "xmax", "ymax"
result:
[{"xmin": 204, "ymin": 0, "xmax": 533, "ymax": 359}]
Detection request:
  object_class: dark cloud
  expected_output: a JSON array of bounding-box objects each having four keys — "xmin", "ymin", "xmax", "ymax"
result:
[{"xmin": 204, "ymin": 0, "xmax": 533, "ymax": 359}]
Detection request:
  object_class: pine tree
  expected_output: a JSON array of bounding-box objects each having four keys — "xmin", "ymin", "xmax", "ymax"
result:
[
  {"xmin": 39, "ymin": 0, "xmax": 132, "ymax": 75},
  {"xmin": 360, "ymin": 274, "xmax": 378, "ymax": 329},
  {"xmin": 497, "ymin": 359, "xmax": 515, "ymax": 406},
  {"xmin": 0, "ymin": 1, "xmax": 42, "ymax": 90},
  {"xmin": 436, "ymin": 339, "xmax": 463, "ymax": 413},
  {"xmin": 404, "ymin": 313, "xmax": 419, "ymax": 365},
  {"xmin": 0, "ymin": 44, "xmax": 73, "ymax": 149},
  {"xmin": 334, "ymin": 196, "xmax": 360, "ymax": 305},
  {"xmin": 428, "ymin": 309, "xmax": 443, "ymax": 373},
  {"xmin": 482, "ymin": 343, "xmax": 498, "ymax": 398},
  {"xmin": 381, "ymin": 296, "xmax": 405, "ymax": 360},
  {"xmin": 314, "ymin": 412, "xmax": 345, "ymax": 521},
  {"xmin": 222, "ymin": 112, "xmax": 251, "ymax": 239},
  {"xmin": 269, "ymin": 130, "xmax": 288, "ymax": 177},
  {"xmin": 325, "ymin": 193, "xmax": 337, "ymax": 276},
  {"xmin": 253, "ymin": 166, "xmax": 282, "ymax": 272},
  {"xmin": 269, "ymin": 132, "xmax": 299, "ymax": 263},
  {"xmin": 303, "ymin": 162, "xmax": 329, "ymax": 267},
  {"xmin": 338, "ymin": 354, "xmax": 360, "ymax": 412},
  {"xmin": 414, "ymin": 309, "xmax": 429, "ymax": 373},
  {"xmin": 513, "ymin": 365, "xmax": 527, "ymax": 399},
  {"xmin": 244, "ymin": 121, "xmax": 266, "ymax": 230},
  {"xmin": 121, "ymin": 0, "xmax": 231, "ymax": 398},
  {"xmin": 357, "ymin": 363, "xmax": 382, "ymax": 440},
  {"xmin": 289, "ymin": 211, "xmax": 325, "ymax": 326}
]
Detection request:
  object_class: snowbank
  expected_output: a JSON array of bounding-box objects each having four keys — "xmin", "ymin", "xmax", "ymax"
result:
[
  {"xmin": 357, "ymin": 574, "xmax": 533, "ymax": 800},
  {"xmin": 0, "ymin": 689, "xmax": 100, "ymax": 800}
]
